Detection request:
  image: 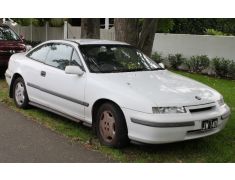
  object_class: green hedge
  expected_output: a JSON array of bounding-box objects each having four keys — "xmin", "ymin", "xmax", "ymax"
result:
[
  {"xmin": 24, "ymin": 40, "xmax": 42, "ymax": 47},
  {"xmin": 151, "ymin": 52, "xmax": 235, "ymax": 80}
]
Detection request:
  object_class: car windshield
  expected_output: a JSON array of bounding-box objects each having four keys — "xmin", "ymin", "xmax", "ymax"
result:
[
  {"xmin": 0, "ymin": 26, "xmax": 20, "ymax": 41},
  {"xmin": 79, "ymin": 45, "xmax": 164, "ymax": 73}
]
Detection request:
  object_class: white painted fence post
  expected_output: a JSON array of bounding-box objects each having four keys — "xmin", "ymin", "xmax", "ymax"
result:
[
  {"xmin": 30, "ymin": 19, "xmax": 33, "ymax": 42},
  {"xmin": 64, "ymin": 21, "xmax": 68, "ymax": 39},
  {"xmin": 45, "ymin": 21, "xmax": 48, "ymax": 41},
  {"xmin": 105, "ymin": 18, "xmax": 109, "ymax": 30}
]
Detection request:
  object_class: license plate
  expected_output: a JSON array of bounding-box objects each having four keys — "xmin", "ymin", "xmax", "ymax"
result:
[{"xmin": 202, "ymin": 119, "xmax": 218, "ymax": 131}]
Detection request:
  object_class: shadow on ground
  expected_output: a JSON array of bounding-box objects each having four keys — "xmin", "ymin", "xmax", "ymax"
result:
[{"xmin": 0, "ymin": 74, "xmax": 5, "ymax": 79}]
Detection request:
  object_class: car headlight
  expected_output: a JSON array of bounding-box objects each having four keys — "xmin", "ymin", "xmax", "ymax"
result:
[
  {"xmin": 218, "ymin": 98, "xmax": 225, "ymax": 106},
  {"xmin": 152, "ymin": 107, "xmax": 186, "ymax": 114}
]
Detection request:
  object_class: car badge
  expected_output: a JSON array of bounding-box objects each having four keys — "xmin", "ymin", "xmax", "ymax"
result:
[{"xmin": 195, "ymin": 96, "xmax": 201, "ymax": 100}]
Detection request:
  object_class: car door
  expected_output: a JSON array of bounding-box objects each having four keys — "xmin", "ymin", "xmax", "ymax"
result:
[
  {"xmin": 39, "ymin": 43, "xmax": 87, "ymax": 121},
  {"xmin": 24, "ymin": 43, "xmax": 52, "ymax": 106}
]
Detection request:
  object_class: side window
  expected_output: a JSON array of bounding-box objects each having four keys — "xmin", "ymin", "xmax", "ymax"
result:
[
  {"xmin": 70, "ymin": 50, "xmax": 83, "ymax": 68},
  {"xmin": 45, "ymin": 43, "xmax": 73, "ymax": 70},
  {"xmin": 27, "ymin": 44, "xmax": 51, "ymax": 62}
]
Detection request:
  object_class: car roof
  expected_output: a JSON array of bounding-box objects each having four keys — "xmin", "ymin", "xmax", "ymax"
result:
[{"xmin": 66, "ymin": 39, "xmax": 129, "ymax": 45}]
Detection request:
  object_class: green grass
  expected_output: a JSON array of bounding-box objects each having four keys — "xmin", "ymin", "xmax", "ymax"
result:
[{"xmin": 0, "ymin": 71, "xmax": 234, "ymax": 162}]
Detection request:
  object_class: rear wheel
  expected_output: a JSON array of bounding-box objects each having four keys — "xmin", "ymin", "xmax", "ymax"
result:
[
  {"xmin": 96, "ymin": 102, "xmax": 129, "ymax": 148},
  {"xmin": 13, "ymin": 77, "xmax": 29, "ymax": 109}
]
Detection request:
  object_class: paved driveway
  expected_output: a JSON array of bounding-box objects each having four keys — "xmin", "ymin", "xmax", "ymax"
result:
[{"xmin": 0, "ymin": 103, "xmax": 113, "ymax": 162}]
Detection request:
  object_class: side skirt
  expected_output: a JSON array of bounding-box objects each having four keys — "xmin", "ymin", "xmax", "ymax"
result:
[{"xmin": 29, "ymin": 101, "xmax": 92, "ymax": 127}]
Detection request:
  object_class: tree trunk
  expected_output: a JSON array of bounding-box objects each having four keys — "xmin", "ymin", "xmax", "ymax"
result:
[
  {"xmin": 114, "ymin": 18, "xmax": 158, "ymax": 56},
  {"xmin": 81, "ymin": 18, "xmax": 100, "ymax": 39},
  {"xmin": 137, "ymin": 19, "xmax": 158, "ymax": 56},
  {"xmin": 114, "ymin": 18, "xmax": 138, "ymax": 46}
]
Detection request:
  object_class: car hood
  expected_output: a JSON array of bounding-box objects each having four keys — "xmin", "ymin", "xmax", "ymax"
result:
[{"xmin": 97, "ymin": 70, "xmax": 221, "ymax": 107}]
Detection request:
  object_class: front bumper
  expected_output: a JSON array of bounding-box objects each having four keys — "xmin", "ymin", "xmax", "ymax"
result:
[{"xmin": 122, "ymin": 103, "xmax": 230, "ymax": 144}]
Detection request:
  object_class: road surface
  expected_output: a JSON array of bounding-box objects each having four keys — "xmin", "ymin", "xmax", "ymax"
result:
[{"xmin": 0, "ymin": 103, "xmax": 113, "ymax": 162}]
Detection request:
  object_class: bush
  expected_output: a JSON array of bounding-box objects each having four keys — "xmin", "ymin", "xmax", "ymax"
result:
[
  {"xmin": 25, "ymin": 40, "xmax": 42, "ymax": 47},
  {"xmin": 32, "ymin": 19, "xmax": 46, "ymax": 27},
  {"xmin": 168, "ymin": 53, "xmax": 184, "ymax": 70},
  {"xmin": 212, "ymin": 57, "xmax": 234, "ymax": 78},
  {"xmin": 228, "ymin": 61, "xmax": 235, "ymax": 79},
  {"xmin": 18, "ymin": 18, "xmax": 32, "ymax": 26},
  {"xmin": 151, "ymin": 52, "xmax": 164, "ymax": 63},
  {"xmin": 185, "ymin": 55, "xmax": 210, "ymax": 73},
  {"xmin": 205, "ymin": 29, "xmax": 225, "ymax": 36},
  {"xmin": 49, "ymin": 18, "xmax": 64, "ymax": 27}
]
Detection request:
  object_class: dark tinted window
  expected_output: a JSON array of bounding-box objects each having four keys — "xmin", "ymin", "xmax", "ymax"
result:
[
  {"xmin": 45, "ymin": 44, "xmax": 73, "ymax": 70},
  {"xmin": 27, "ymin": 44, "xmax": 51, "ymax": 62},
  {"xmin": 0, "ymin": 26, "xmax": 20, "ymax": 41},
  {"xmin": 80, "ymin": 45, "xmax": 162, "ymax": 73}
]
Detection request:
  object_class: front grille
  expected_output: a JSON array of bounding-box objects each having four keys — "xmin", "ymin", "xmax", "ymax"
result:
[
  {"xmin": 187, "ymin": 128, "xmax": 216, "ymax": 136},
  {"xmin": 189, "ymin": 106, "xmax": 215, "ymax": 113},
  {"xmin": 187, "ymin": 118, "xmax": 218, "ymax": 135}
]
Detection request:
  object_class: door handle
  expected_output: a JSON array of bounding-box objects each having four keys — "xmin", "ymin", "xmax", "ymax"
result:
[{"xmin": 41, "ymin": 71, "xmax": 46, "ymax": 77}]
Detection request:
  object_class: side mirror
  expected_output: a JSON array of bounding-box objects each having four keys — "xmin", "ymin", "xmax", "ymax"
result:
[
  {"xmin": 65, "ymin": 66, "xmax": 84, "ymax": 76},
  {"xmin": 159, "ymin": 63, "xmax": 165, "ymax": 69}
]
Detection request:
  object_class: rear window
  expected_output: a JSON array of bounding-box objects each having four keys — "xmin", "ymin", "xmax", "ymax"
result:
[{"xmin": 0, "ymin": 26, "xmax": 20, "ymax": 41}]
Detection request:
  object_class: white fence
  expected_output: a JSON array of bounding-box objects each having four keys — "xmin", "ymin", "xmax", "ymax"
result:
[
  {"xmin": 10, "ymin": 23, "xmax": 235, "ymax": 60},
  {"xmin": 153, "ymin": 33, "xmax": 235, "ymax": 60},
  {"xmin": 10, "ymin": 23, "xmax": 115, "ymax": 42}
]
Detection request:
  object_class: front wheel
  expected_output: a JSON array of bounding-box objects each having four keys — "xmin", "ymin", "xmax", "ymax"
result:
[
  {"xmin": 13, "ymin": 77, "xmax": 29, "ymax": 109},
  {"xmin": 96, "ymin": 103, "xmax": 129, "ymax": 148}
]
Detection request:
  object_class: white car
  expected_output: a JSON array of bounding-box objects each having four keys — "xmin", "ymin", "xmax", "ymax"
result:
[{"xmin": 5, "ymin": 39, "xmax": 230, "ymax": 147}]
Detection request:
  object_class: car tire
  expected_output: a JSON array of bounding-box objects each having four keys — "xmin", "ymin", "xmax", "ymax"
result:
[
  {"xmin": 13, "ymin": 77, "xmax": 29, "ymax": 109},
  {"xmin": 96, "ymin": 102, "xmax": 129, "ymax": 148}
]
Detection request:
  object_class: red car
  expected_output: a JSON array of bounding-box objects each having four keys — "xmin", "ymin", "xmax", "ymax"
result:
[{"xmin": 0, "ymin": 24, "xmax": 26, "ymax": 74}]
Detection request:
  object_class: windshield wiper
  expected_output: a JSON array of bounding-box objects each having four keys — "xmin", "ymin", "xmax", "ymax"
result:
[{"xmin": 100, "ymin": 68, "xmax": 147, "ymax": 73}]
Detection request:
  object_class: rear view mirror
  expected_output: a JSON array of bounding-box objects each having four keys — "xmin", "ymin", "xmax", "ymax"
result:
[{"xmin": 65, "ymin": 66, "xmax": 84, "ymax": 76}]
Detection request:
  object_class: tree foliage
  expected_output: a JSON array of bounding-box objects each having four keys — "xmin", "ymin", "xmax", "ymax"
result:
[
  {"xmin": 156, "ymin": 19, "xmax": 174, "ymax": 33},
  {"xmin": 49, "ymin": 19, "xmax": 64, "ymax": 27},
  {"xmin": 12, "ymin": 18, "xmax": 64, "ymax": 27},
  {"xmin": 170, "ymin": 18, "xmax": 235, "ymax": 35}
]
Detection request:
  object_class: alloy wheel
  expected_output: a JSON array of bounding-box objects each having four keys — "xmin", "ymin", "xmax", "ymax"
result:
[
  {"xmin": 14, "ymin": 82, "xmax": 25, "ymax": 106},
  {"xmin": 99, "ymin": 110, "xmax": 116, "ymax": 143}
]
